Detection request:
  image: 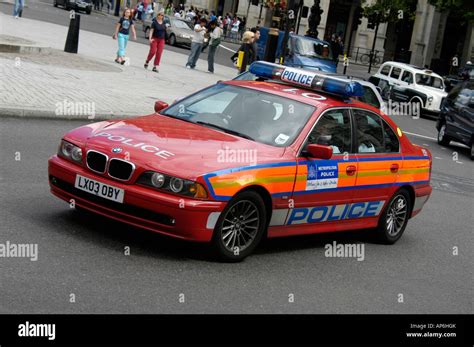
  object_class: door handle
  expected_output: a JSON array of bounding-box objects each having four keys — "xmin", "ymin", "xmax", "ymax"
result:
[
  {"xmin": 346, "ymin": 165, "xmax": 357, "ymax": 176},
  {"xmin": 390, "ymin": 164, "xmax": 399, "ymax": 173}
]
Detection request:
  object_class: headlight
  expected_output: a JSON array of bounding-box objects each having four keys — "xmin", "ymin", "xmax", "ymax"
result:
[
  {"xmin": 137, "ymin": 171, "xmax": 208, "ymax": 199},
  {"xmin": 150, "ymin": 172, "xmax": 165, "ymax": 188},
  {"xmin": 170, "ymin": 177, "xmax": 184, "ymax": 193},
  {"xmin": 58, "ymin": 140, "xmax": 83, "ymax": 164},
  {"xmin": 428, "ymin": 96, "xmax": 434, "ymax": 102}
]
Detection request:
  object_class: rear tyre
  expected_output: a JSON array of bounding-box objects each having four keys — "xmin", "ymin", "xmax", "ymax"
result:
[
  {"xmin": 86, "ymin": 8, "xmax": 91, "ymax": 14},
  {"xmin": 375, "ymin": 189, "xmax": 411, "ymax": 244},
  {"xmin": 53, "ymin": 0, "xmax": 58, "ymax": 7},
  {"xmin": 437, "ymin": 123, "xmax": 451, "ymax": 146},
  {"xmin": 211, "ymin": 191, "xmax": 266, "ymax": 262},
  {"xmin": 470, "ymin": 141, "xmax": 474, "ymax": 160}
]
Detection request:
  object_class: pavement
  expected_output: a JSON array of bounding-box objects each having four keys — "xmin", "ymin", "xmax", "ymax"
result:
[{"xmin": 0, "ymin": 11, "xmax": 237, "ymax": 119}]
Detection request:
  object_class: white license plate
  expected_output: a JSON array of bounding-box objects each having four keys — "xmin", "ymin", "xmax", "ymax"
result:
[{"xmin": 74, "ymin": 175, "xmax": 124, "ymax": 203}]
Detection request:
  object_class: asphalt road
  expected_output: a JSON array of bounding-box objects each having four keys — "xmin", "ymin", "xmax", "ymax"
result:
[
  {"xmin": 0, "ymin": 114, "xmax": 472, "ymax": 314},
  {"xmin": 0, "ymin": 0, "xmax": 240, "ymax": 68}
]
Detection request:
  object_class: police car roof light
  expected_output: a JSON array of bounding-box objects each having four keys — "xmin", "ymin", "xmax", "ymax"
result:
[{"xmin": 249, "ymin": 61, "xmax": 364, "ymax": 98}]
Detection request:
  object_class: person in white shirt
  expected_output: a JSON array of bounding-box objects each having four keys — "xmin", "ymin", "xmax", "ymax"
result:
[
  {"xmin": 207, "ymin": 20, "xmax": 222, "ymax": 73},
  {"xmin": 230, "ymin": 17, "xmax": 240, "ymax": 41},
  {"xmin": 186, "ymin": 17, "xmax": 207, "ymax": 69}
]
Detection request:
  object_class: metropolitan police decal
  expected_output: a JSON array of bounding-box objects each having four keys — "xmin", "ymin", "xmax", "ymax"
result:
[{"xmin": 306, "ymin": 160, "xmax": 339, "ymax": 190}]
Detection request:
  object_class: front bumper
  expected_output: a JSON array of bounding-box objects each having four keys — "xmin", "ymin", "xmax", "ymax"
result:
[{"xmin": 48, "ymin": 155, "xmax": 225, "ymax": 242}]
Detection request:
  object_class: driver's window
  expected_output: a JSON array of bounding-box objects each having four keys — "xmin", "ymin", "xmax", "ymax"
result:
[
  {"xmin": 307, "ymin": 109, "xmax": 351, "ymax": 154},
  {"xmin": 354, "ymin": 110, "xmax": 385, "ymax": 153}
]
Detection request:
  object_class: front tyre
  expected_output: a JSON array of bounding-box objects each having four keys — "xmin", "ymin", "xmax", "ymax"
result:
[
  {"xmin": 168, "ymin": 34, "xmax": 176, "ymax": 46},
  {"xmin": 211, "ymin": 191, "xmax": 267, "ymax": 262},
  {"xmin": 376, "ymin": 189, "xmax": 411, "ymax": 244},
  {"xmin": 437, "ymin": 123, "xmax": 451, "ymax": 146}
]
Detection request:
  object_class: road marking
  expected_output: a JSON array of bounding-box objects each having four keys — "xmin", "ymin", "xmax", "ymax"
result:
[
  {"xmin": 219, "ymin": 44, "xmax": 237, "ymax": 53},
  {"xmin": 434, "ymin": 156, "xmax": 443, "ymax": 160},
  {"xmin": 403, "ymin": 131, "xmax": 437, "ymax": 141}
]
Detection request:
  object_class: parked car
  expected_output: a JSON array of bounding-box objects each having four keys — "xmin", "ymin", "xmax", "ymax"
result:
[
  {"xmin": 54, "ymin": 0, "xmax": 92, "ymax": 14},
  {"xmin": 234, "ymin": 68, "xmax": 386, "ymax": 113},
  {"xmin": 142, "ymin": 15, "xmax": 193, "ymax": 46},
  {"xmin": 436, "ymin": 81, "xmax": 474, "ymax": 159},
  {"xmin": 444, "ymin": 62, "xmax": 474, "ymax": 92},
  {"xmin": 369, "ymin": 61, "xmax": 447, "ymax": 118}
]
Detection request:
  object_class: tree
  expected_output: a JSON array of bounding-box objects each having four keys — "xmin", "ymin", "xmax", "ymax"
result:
[
  {"xmin": 428, "ymin": 0, "xmax": 474, "ymax": 24},
  {"xmin": 361, "ymin": 0, "xmax": 416, "ymax": 24}
]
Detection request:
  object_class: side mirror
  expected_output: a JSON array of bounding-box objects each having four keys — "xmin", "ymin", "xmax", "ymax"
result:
[
  {"xmin": 154, "ymin": 100, "xmax": 169, "ymax": 113},
  {"xmin": 375, "ymin": 86, "xmax": 382, "ymax": 94},
  {"xmin": 306, "ymin": 144, "xmax": 333, "ymax": 159}
]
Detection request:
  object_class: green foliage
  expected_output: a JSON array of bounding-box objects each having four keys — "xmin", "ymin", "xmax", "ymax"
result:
[
  {"xmin": 428, "ymin": 0, "xmax": 474, "ymax": 23},
  {"xmin": 362, "ymin": 0, "xmax": 417, "ymax": 23}
]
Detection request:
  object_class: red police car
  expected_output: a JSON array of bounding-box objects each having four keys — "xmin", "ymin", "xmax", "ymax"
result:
[{"xmin": 48, "ymin": 62, "xmax": 432, "ymax": 261}]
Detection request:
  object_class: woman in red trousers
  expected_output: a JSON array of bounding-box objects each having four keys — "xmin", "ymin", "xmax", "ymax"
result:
[{"xmin": 144, "ymin": 11, "xmax": 167, "ymax": 73}]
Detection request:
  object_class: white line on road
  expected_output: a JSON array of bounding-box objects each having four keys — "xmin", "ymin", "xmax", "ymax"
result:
[
  {"xmin": 219, "ymin": 44, "xmax": 237, "ymax": 53},
  {"xmin": 403, "ymin": 131, "xmax": 437, "ymax": 141}
]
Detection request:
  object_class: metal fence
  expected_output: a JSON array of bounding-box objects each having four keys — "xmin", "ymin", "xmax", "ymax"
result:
[{"xmin": 343, "ymin": 46, "xmax": 383, "ymax": 67}]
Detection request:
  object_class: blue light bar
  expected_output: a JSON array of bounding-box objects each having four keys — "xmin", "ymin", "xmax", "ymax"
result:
[{"xmin": 248, "ymin": 61, "xmax": 364, "ymax": 98}]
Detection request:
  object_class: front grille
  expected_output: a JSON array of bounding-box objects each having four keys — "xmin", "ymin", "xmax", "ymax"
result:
[
  {"xmin": 108, "ymin": 158, "xmax": 134, "ymax": 181},
  {"xmin": 50, "ymin": 176, "xmax": 174, "ymax": 226},
  {"xmin": 86, "ymin": 151, "xmax": 107, "ymax": 173}
]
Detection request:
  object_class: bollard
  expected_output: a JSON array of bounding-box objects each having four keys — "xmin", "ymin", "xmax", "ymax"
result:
[
  {"xmin": 64, "ymin": 13, "xmax": 81, "ymax": 54},
  {"xmin": 264, "ymin": 27, "xmax": 279, "ymax": 63}
]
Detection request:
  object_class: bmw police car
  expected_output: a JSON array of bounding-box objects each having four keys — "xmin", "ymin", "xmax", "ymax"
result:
[{"xmin": 48, "ymin": 62, "xmax": 433, "ymax": 261}]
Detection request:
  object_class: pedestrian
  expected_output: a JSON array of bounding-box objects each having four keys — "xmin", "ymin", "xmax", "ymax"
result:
[
  {"xmin": 164, "ymin": 2, "xmax": 172, "ymax": 15},
  {"xmin": 144, "ymin": 10, "xmax": 167, "ymax": 73},
  {"xmin": 250, "ymin": 27, "xmax": 261, "ymax": 61},
  {"xmin": 207, "ymin": 20, "xmax": 222, "ymax": 73},
  {"xmin": 136, "ymin": 1, "xmax": 144, "ymax": 21},
  {"xmin": 13, "ymin": 0, "xmax": 24, "ymax": 18},
  {"xmin": 230, "ymin": 16, "xmax": 240, "ymax": 42},
  {"xmin": 231, "ymin": 31, "xmax": 255, "ymax": 74},
  {"xmin": 239, "ymin": 16, "xmax": 246, "ymax": 40},
  {"xmin": 113, "ymin": 8, "xmax": 137, "ymax": 65},
  {"xmin": 186, "ymin": 18, "xmax": 207, "ymax": 69}
]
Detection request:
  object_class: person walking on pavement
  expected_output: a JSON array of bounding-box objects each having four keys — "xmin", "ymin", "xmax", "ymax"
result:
[
  {"xmin": 186, "ymin": 18, "xmax": 207, "ymax": 69},
  {"xmin": 144, "ymin": 10, "xmax": 167, "ymax": 73},
  {"xmin": 250, "ymin": 27, "xmax": 261, "ymax": 61},
  {"xmin": 13, "ymin": 0, "xmax": 24, "ymax": 18},
  {"xmin": 231, "ymin": 31, "xmax": 255, "ymax": 74},
  {"xmin": 207, "ymin": 20, "xmax": 222, "ymax": 74},
  {"xmin": 113, "ymin": 8, "xmax": 137, "ymax": 65}
]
